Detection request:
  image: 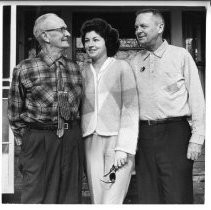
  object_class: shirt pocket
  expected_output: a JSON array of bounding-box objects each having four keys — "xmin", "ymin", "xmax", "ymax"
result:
[
  {"xmin": 160, "ymin": 66, "xmax": 184, "ymax": 95},
  {"xmin": 162, "ymin": 77, "xmax": 184, "ymax": 95},
  {"xmin": 164, "ymin": 82, "xmax": 180, "ymax": 94}
]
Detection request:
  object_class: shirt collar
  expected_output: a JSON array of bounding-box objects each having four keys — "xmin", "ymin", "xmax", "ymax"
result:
[
  {"xmin": 142, "ymin": 39, "xmax": 168, "ymax": 60},
  {"xmin": 39, "ymin": 50, "xmax": 66, "ymax": 67},
  {"xmin": 142, "ymin": 50, "xmax": 150, "ymax": 61},
  {"xmin": 153, "ymin": 39, "xmax": 168, "ymax": 58}
]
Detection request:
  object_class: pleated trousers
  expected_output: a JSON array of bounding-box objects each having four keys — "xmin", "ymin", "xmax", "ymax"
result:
[{"xmin": 19, "ymin": 122, "xmax": 83, "ymax": 204}]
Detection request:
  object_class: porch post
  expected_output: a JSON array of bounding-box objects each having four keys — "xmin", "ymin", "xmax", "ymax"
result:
[
  {"xmin": 205, "ymin": 1, "xmax": 211, "ymax": 204},
  {"xmin": 8, "ymin": 4, "xmax": 17, "ymax": 193},
  {"xmin": 170, "ymin": 8, "xmax": 183, "ymax": 47}
]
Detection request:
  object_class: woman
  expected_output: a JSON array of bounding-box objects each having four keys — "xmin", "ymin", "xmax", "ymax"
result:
[{"xmin": 80, "ymin": 18, "xmax": 139, "ymax": 204}]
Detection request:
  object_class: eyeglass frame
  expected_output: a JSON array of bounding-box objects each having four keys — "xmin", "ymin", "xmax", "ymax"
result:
[{"xmin": 43, "ymin": 27, "xmax": 70, "ymax": 34}]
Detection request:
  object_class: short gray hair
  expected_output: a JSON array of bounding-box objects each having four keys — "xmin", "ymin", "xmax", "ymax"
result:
[
  {"xmin": 136, "ymin": 8, "xmax": 165, "ymax": 29},
  {"xmin": 33, "ymin": 13, "xmax": 59, "ymax": 43}
]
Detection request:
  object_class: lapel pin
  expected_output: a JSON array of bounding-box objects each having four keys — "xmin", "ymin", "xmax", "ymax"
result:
[{"xmin": 140, "ymin": 66, "xmax": 145, "ymax": 72}]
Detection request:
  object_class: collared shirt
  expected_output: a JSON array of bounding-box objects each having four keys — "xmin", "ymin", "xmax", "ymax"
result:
[
  {"xmin": 130, "ymin": 40, "xmax": 205, "ymax": 145},
  {"xmin": 8, "ymin": 50, "xmax": 82, "ymax": 145}
]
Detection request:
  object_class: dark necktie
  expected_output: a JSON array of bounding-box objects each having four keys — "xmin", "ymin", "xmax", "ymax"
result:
[{"xmin": 55, "ymin": 61, "xmax": 71, "ymax": 138}]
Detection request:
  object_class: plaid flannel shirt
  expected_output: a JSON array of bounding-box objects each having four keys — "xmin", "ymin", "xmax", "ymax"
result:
[{"xmin": 8, "ymin": 50, "xmax": 82, "ymax": 145}]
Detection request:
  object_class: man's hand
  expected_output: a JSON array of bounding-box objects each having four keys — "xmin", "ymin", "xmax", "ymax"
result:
[
  {"xmin": 15, "ymin": 136, "xmax": 22, "ymax": 146},
  {"xmin": 114, "ymin": 150, "xmax": 128, "ymax": 169},
  {"xmin": 187, "ymin": 142, "xmax": 203, "ymax": 161}
]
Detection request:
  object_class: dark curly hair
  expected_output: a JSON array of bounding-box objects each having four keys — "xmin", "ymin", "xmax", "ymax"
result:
[{"xmin": 80, "ymin": 18, "xmax": 120, "ymax": 57}]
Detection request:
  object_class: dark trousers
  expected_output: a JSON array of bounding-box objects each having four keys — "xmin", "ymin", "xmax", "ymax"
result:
[
  {"xmin": 135, "ymin": 120, "xmax": 194, "ymax": 204},
  {"xmin": 19, "ymin": 122, "xmax": 83, "ymax": 204}
]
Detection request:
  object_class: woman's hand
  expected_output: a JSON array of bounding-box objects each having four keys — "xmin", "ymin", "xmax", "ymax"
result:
[{"xmin": 114, "ymin": 150, "xmax": 128, "ymax": 169}]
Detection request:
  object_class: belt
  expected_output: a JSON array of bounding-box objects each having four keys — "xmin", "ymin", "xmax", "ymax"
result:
[
  {"xmin": 28, "ymin": 120, "xmax": 80, "ymax": 130},
  {"xmin": 139, "ymin": 116, "xmax": 187, "ymax": 126}
]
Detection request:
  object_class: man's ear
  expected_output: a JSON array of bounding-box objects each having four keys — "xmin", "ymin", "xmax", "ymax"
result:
[
  {"xmin": 158, "ymin": 23, "xmax": 164, "ymax": 34},
  {"xmin": 40, "ymin": 32, "xmax": 50, "ymax": 43}
]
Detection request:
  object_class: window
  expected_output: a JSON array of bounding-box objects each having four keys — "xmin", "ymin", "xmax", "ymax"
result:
[{"xmin": 183, "ymin": 10, "xmax": 206, "ymax": 92}]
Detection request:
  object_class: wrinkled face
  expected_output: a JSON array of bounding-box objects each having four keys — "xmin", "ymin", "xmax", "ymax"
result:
[
  {"xmin": 135, "ymin": 12, "xmax": 163, "ymax": 49},
  {"xmin": 84, "ymin": 31, "xmax": 107, "ymax": 60},
  {"xmin": 43, "ymin": 15, "xmax": 71, "ymax": 49}
]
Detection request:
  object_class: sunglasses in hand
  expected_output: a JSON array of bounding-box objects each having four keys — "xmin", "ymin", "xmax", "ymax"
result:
[{"xmin": 100, "ymin": 165, "xmax": 118, "ymax": 184}]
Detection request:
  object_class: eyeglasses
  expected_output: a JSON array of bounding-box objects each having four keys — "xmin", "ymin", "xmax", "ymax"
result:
[
  {"xmin": 44, "ymin": 27, "xmax": 69, "ymax": 34},
  {"xmin": 100, "ymin": 165, "xmax": 118, "ymax": 184}
]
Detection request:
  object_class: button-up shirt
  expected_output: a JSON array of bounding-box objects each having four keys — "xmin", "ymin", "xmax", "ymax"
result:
[
  {"xmin": 130, "ymin": 40, "xmax": 205, "ymax": 145},
  {"xmin": 8, "ymin": 50, "xmax": 82, "ymax": 145}
]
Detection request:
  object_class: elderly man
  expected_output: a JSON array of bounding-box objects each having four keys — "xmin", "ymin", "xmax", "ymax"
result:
[
  {"xmin": 8, "ymin": 13, "xmax": 83, "ymax": 204},
  {"xmin": 130, "ymin": 9, "xmax": 205, "ymax": 204}
]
